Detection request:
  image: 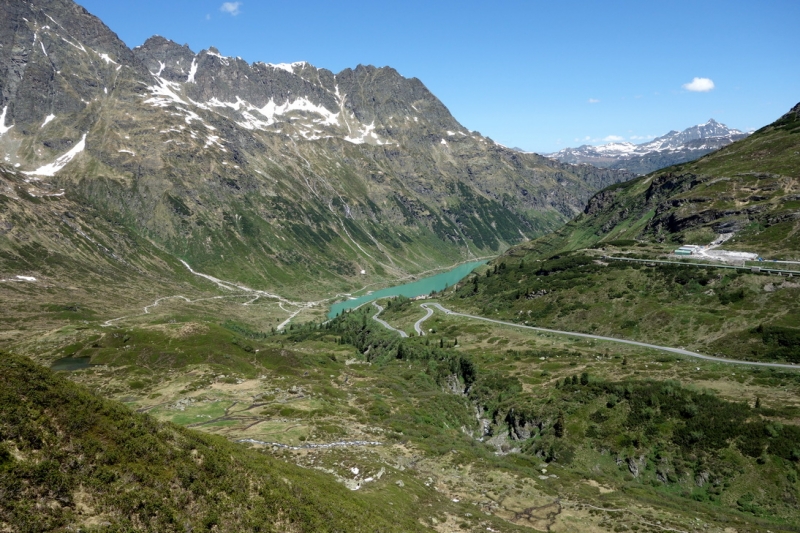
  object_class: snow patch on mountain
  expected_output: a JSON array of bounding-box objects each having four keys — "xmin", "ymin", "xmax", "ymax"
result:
[
  {"xmin": 204, "ymin": 49, "xmax": 230, "ymax": 66},
  {"xmin": 345, "ymin": 122, "xmax": 386, "ymax": 145},
  {"xmin": 187, "ymin": 58, "xmax": 198, "ymax": 83},
  {"xmin": 145, "ymin": 77, "xmax": 188, "ymax": 107},
  {"xmin": 267, "ymin": 61, "xmax": 308, "ymax": 74},
  {"xmin": 23, "ymin": 133, "xmax": 87, "ymax": 177},
  {"xmin": 592, "ymin": 142, "xmax": 637, "ymax": 155},
  {"xmin": 257, "ymin": 97, "xmax": 339, "ymax": 126},
  {"xmin": 0, "ymin": 107, "xmax": 13, "ymax": 135},
  {"xmin": 98, "ymin": 53, "xmax": 116, "ymax": 64}
]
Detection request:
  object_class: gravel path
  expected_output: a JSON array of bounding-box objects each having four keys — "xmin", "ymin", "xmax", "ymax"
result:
[{"xmin": 237, "ymin": 438, "xmax": 383, "ymax": 450}]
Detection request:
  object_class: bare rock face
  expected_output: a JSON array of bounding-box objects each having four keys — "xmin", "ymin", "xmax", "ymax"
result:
[
  {"xmin": 505, "ymin": 408, "xmax": 541, "ymax": 441},
  {"xmin": 627, "ymin": 457, "xmax": 640, "ymax": 477},
  {"xmin": 0, "ymin": 0, "xmax": 148, "ymax": 126},
  {"xmin": 443, "ymin": 374, "xmax": 466, "ymax": 396}
]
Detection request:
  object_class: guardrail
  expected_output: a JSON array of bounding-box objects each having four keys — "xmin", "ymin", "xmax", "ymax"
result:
[{"xmin": 604, "ymin": 256, "xmax": 800, "ymax": 276}]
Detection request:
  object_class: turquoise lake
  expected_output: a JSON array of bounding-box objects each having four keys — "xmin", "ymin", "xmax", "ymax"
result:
[{"xmin": 328, "ymin": 260, "xmax": 486, "ymax": 318}]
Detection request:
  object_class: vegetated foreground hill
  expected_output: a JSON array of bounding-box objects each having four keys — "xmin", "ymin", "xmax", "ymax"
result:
[
  {"xmin": 525, "ymin": 102, "xmax": 800, "ymax": 259},
  {"xmin": 546, "ymin": 118, "xmax": 749, "ymax": 175},
  {"xmin": 0, "ymin": 352, "xmax": 429, "ymax": 532},
  {"xmin": 0, "ymin": 0, "xmax": 632, "ymax": 299}
]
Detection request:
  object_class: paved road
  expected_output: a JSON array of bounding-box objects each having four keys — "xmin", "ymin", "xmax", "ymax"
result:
[
  {"xmin": 426, "ymin": 303, "xmax": 800, "ymax": 371},
  {"xmin": 371, "ymin": 302, "xmax": 408, "ymax": 337},
  {"xmin": 606, "ymin": 256, "xmax": 800, "ymax": 276},
  {"xmin": 414, "ymin": 304, "xmax": 434, "ymax": 336}
]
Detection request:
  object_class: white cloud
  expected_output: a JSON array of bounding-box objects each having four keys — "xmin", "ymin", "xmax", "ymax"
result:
[
  {"xmin": 220, "ymin": 2, "xmax": 242, "ymax": 16},
  {"xmin": 603, "ymin": 135, "xmax": 624, "ymax": 142},
  {"xmin": 206, "ymin": 13, "xmax": 212, "ymax": 20},
  {"xmin": 588, "ymin": 98, "xmax": 600, "ymax": 104},
  {"xmin": 683, "ymin": 77, "xmax": 715, "ymax": 92}
]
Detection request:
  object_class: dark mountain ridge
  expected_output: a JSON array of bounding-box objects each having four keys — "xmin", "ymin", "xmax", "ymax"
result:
[{"xmin": 0, "ymin": 0, "xmax": 633, "ymax": 301}]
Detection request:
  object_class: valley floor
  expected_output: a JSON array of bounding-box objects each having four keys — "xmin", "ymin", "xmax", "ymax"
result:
[{"xmin": 3, "ymin": 250, "xmax": 800, "ymax": 532}]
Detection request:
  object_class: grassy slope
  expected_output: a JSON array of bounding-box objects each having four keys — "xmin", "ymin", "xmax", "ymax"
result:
[
  {"xmin": 448, "ymin": 104, "xmax": 800, "ymax": 368},
  {"xmin": 0, "ymin": 351, "xmax": 429, "ymax": 532}
]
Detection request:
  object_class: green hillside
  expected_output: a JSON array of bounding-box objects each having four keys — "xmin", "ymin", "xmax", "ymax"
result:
[
  {"xmin": 445, "ymin": 252, "xmax": 800, "ymax": 364},
  {"xmin": 0, "ymin": 352, "xmax": 428, "ymax": 532}
]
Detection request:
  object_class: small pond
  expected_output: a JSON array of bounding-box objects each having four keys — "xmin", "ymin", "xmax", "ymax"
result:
[{"xmin": 51, "ymin": 356, "xmax": 94, "ymax": 371}]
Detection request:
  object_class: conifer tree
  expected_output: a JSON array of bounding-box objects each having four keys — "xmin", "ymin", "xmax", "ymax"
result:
[{"xmin": 554, "ymin": 412, "xmax": 565, "ymax": 438}]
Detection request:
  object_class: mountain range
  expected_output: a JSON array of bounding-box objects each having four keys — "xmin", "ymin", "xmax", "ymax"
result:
[
  {"xmin": 545, "ymin": 119, "xmax": 748, "ymax": 175},
  {"xmin": 0, "ymin": 0, "xmax": 633, "ymax": 301}
]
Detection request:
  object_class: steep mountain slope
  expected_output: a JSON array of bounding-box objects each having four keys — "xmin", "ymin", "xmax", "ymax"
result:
[
  {"xmin": 547, "ymin": 119, "xmax": 748, "ymax": 175},
  {"xmin": 0, "ymin": 0, "xmax": 633, "ymax": 300},
  {"xmin": 524, "ymin": 103, "xmax": 800, "ymax": 258}
]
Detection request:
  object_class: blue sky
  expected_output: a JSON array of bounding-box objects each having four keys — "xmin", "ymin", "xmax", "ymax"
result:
[{"xmin": 78, "ymin": 0, "xmax": 799, "ymax": 153}]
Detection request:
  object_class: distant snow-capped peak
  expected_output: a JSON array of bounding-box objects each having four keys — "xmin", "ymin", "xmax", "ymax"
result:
[
  {"xmin": 550, "ymin": 119, "xmax": 743, "ymax": 159},
  {"xmin": 545, "ymin": 119, "xmax": 748, "ymax": 175}
]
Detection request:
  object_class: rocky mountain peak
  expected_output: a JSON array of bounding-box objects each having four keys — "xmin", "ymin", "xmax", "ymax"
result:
[
  {"xmin": 134, "ymin": 36, "xmax": 196, "ymax": 82},
  {"xmin": 0, "ymin": 0, "xmax": 157, "ymax": 137},
  {"xmin": 127, "ymin": 38, "xmax": 467, "ymax": 146}
]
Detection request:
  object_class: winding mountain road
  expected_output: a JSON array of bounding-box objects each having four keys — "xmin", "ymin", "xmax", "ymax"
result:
[
  {"xmin": 414, "ymin": 303, "xmax": 800, "ymax": 371},
  {"xmin": 414, "ymin": 304, "xmax": 434, "ymax": 336},
  {"xmin": 371, "ymin": 302, "xmax": 408, "ymax": 337}
]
